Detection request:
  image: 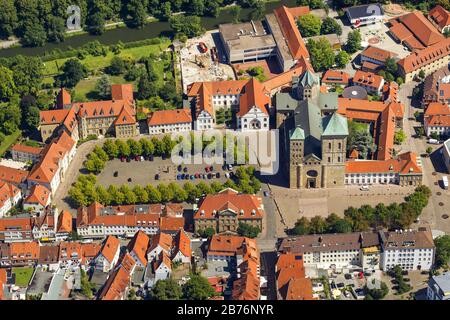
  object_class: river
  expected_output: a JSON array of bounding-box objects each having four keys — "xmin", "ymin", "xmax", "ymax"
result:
[{"xmin": 0, "ymin": 0, "xmax": 297, "ymax": 58}]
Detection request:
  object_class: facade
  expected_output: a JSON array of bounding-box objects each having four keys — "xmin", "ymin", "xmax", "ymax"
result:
[
  {"xmin": 76, "ymin": 202, "xmax": 162, "ymax": 239},
  {"xmin": 422, "ymin": 66, "xmax": 450, "ymax": 107},
  {"xmin": 40, "ymin": 84, "xmax": 137, "ymax": 142},
  {"xmin": 0, "ymin": 217, "xmax": 33, "ymax": 243},
  {"xmin": 0, "ymin": 241, "xmax": 40, "ymax": 267},
  {"xmin": 94, "ymin": 235, "xmax": 121, "ymax": 273},
  {"xmin": 27, "ymin": 131, "xmax": 76, "ymax": 194},
  {"xmin": 147, "ymin": 109, "xmax": 192, "ymax": 134},
  {"xmin": 187, "ymin": 78, "xmax": 271, "ymax": 131},
  {"xmin": 10, "ymin": 144, "xmax": 42, "ymax": 163},
  {"xmin": 23, "ymin": 184, "xmax": 51, "ymax": 214},
  {"xmin": 352, "ymin": 70, "xmax": 385, "ymax": 94},
  {"xmin": 0, "ymin": 182, "xmax": 22, "ymax": 218},
  {"xmin": 276, "ymin": 70, "xmax": 349, "ymax": 189},
  {"xmin": 424, "ymin": 102, "xmax": 450, "ymax": 137},
  {"xmin": 427, "ymin": 272, "xmax": 450, "ymax": 300},
  {"xmin": 345, "ymin": 152, "xmax": 423, "ymax": 187},
  {"xmin": 428, "ymin": 5, "xmax": 450, "ymax": 33},
  {"xmin": 345, "ymin": 4, "xmax": 384, "ymax": 27},
  {"xmin": 443, "ymin": 139, "xmax": 450, "ymax": 173},
  {"xmin": 379, "ymin": 228, "xmax": 435, "ymax": 271},
  {"xmin": 193, "ymin": 188, "xmax": 264, "ymax": 234},
  {"xmin": 397, "ymin": 38, "xmax": 450, "ymax": 82}
]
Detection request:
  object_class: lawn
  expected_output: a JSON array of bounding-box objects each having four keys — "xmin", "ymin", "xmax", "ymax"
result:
[
  {"xmin": 73, "ymin": 75, "xmax": 135, "ymax": 102},
  {"xmin": 348, "ymin": 120, "xmax": 369, "ymax": 133},
  {"xmin": 13, "ymin": 267, "xmax": 34, "ymax": 287},
  {"xmin": 42, "ymin": 40, "xmax": 171, "ymax": 77},
  {"xmin": 0, "ymin": 130, "xmax": 22, "ymax": 157}
]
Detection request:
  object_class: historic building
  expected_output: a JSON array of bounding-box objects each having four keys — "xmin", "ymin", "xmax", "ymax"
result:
[
  {"xmin": 193, "ymin": 188, "xmax": 264, "ymax": 234},
  {"xmin": 276, "ymin": 70, "xmax": 349, "ymax": 189},
  {"xmin": 39, "ymin": 84, "xmax": 137, "ymax": 142}
]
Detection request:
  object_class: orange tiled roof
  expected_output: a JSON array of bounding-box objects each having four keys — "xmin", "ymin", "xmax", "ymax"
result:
[
  {"xmin": 111, "ymin": 84, "xmax": 134, "ymax": 103},
  {"xmin": 237, "ymin": 78, "xmax": 271, "ymax": 116},
  {"xmin": 173, "ymin": 229, "xmax": 191, "ymax": 258},
  {"xmin": 148, "ymin": 232, "xmax": 173, "ymax": 254},
  {"xmin": 425, "ymin": 102, "xmax": 450, "ymax": 116},
  {"xmin": 276, "ymin": 253, "xmax": 314, "ymax": 300},
  {"xmin": 208, "ymin": 235, "xmax": 253, "ymax": 256},
  {"xmin": 425, "ymin": 114, "xmax": 450, "ymax": 127},
  {"xmin": 153, "ymin": 250, "xmax": 172, "ymax": 271},
  {"xmin": 24, "ymin": 184, "xmax": 51, "ymax": 207},
  {"xmin": 429, "ymin": 5, "xmax": 450, "ymax": 30},
  {"xmin": 81, "ymin": 242, "xmax": 102, "ymax": 264},
  {"xmin": 0, "ymin": 268, "xmax": 6, "ymax": 300},
  {"xmin": 40, "ymin": 109, "xmax": 70, "ymax": 125},
  {"xmin": 263, "ymin": 64, "xmax": 304, "ymax": 92},
  {"xmin": 398, "ymin": 11, "xmax": 444, "ymax": 47},
  {"xmin": 127, "ymin": 230, "xmax": 150, "ymax": 265},
  {"xmin": 99, "ymin": 235, "xmax": 120, "ymax": 264},
  {"xmin": 10, "ymin": 144, "xmax": 42, "ymax": 155},
  {"xmin": 361, "ymin": 46, "xmax": 398, "ymax": 62},
  {"xmin": 398, "ymin": 37, "xmax": 450, "ymax": 74},
  {"xmin": 99, "ymin": 253, "xmax": 136, "ymax": 300},
  {"xmin": 0, "ymin": 217, "xmax": 33, "ymax": 233},
  {"xmin": 345, "ymin": 152, "xmax": 422, "ymax": 175},
  {"xmin": 352, "ymin": 70, "xmax": 384, "ymax": 89},
  {"xmin": 194, "ymin": 188, "xmax": 264, "ymax": 220},
  {"xmin": 160, "ymin": 216, "xmax": 184, "ymax": 232},
  {"xmin": 0, "ymin": 165, "xmax": 28, "ymax": 185},
  {"xmin": 59, "ymin": 242, "xmax": 83, "ymax": 261},
  {"xmin": 0, "ymin": 182, "xmax": 20, "ymax": 209},
  {"xmin": 321, "ymin": 70, "xmax": 350, "ymax": 85},
  {"xmin": 56, "ymin": 88, "xmax": 72, "ymax": 108},
  {"xmin": 148, "ymin": 109, "xmax": 192, "ymax": 126},
  {"xmin": 273, "ymin": 6, "xmax": 309, "ymax": 60},
  {"xmin": 164, "ymin": 203, "xmax": 184, "ymax": 217},
  {"xmin": 57, "ymin": 210, "xmax": 72, "ymax": 233},
  {"xmin": 113, "ymin": 105, "xmax": 136, "ymax": 125},
  {"xmin": 9, "ymin": 241, "xmax": 40, "ymax": 260}
]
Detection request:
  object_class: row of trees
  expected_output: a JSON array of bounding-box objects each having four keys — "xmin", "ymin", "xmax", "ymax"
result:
[
  {"xmin": 289, "ymin": 186, "xmax": 432, "ymax": 235},
  {"xmin": 197, "ymin": 222, "xmax": 261, "ymax": 239},
  {"xmin": 297, "ymin": 15, "xmax": 342, "ymax": 38},
  {"xmin": 148, "ymin": 274, "xmax": 216, "ymax": 300},
  {"xmin": 69, "ymin": 166, "xmax": 261, "ymax": 207},
  {"xmin": 306, "ymin": 38, "xmax": 350, "ymax": 71},
  {"xmin": 0, "ymin": 0, "xmax": 266, "ymax": 46}
]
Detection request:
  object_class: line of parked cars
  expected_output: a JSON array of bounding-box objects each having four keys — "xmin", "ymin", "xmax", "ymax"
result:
[{"xmin": 120, "ymin": 155, "xmax": 154, "ymax": 162}]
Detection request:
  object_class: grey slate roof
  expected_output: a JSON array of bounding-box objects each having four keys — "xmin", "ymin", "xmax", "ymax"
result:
[
  {"xmin": 318, "ymin": 92, "xmax": 339, "ymax": 112},
  {"xmin": 430, "ymin": 272, "xmax": 450, "ymax": 297}
]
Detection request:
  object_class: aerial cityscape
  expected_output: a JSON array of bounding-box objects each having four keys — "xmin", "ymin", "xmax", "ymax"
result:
[{"xmin": 1, "ymin": 0, "xmax": 450, "ymax": 303}]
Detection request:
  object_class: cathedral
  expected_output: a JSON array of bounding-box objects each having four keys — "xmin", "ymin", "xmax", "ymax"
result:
[{"xmin": 276, "ymin": 70, "xmax": 349, "ymax": 189}]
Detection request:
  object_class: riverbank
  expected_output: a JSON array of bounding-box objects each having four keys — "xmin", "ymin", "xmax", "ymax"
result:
[{"xmin": 0, "ymin": 0, "xmax": 296, "ymax": 58}]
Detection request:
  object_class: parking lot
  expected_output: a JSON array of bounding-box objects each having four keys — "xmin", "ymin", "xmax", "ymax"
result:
[{"xmin": 96, "ymin": 156, "xmax": 242, "ymax": 188}]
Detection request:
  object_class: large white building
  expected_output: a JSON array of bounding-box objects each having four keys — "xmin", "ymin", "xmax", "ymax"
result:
[
  {"xmin": 147, "ymin": 109, "xmax": 192, "ymax": 135},
  {"xmin": 278, "ymin": 228, "xmax": 435, "ymax": 272},
  {"xmin": 379, "ymin": 228, "xmax": 435, "ymax": 271}
]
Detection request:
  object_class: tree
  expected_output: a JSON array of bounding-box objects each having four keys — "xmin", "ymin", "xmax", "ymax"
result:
[
  {"xmin": 169, "ymin": 15, "xmax": 204, "ymax": 38},
  {"xmin": 335, "ymin": 50, "xmax": 350, "ymax": 68},
  {"xmin": 93, "ymin": 145, "xmax": 109, "ymax": 162},
  {"xmin": 230, "ymin": 6, "xmax": 241, "ymax": 23},
  {"xmin": 80, "ymin": 269, "xmax": 95, "ymax": 299},
  {"xmin": 24, "ymin": 105, "xmax": 40, "ymax": 131},
  {"xmin": 137, "ymin": 75, "xmax": 156, "ymax": 100},
  {"xmin": 46, "ymin": 16, "xmax": 66, "ymax": 43},
  {"xmin": 345, "ymin": 29, "xmax": 362, "ymax": 54},
  {"xmin": 291, "ymin": 217, "xmax": 310, "ymax": 235},
  {"xmin": 418, "ymin": 70, "xmax": 426, "ymax": 80},
  {"xmin": 182, "ymin": 274, "xmax": 215, "ymax": 300},
  {"xmin": 434, "ymin": 235, "xmax": 450, "ymax": 269},
  {"xmin": 347, "ymin": 121, "xmax": 375, "ymax": 159},
  {"xmin": 0, "ymin": 66, "xmax": 16, "ymax": 101},
  {"xmin": 394, "ymin": 130, "xmax": 406, "ymax": 145},
  {"xmin": 306, "ymin": 38, "xmax": 335, "ymax": 71},
  {"xmin": 0, "ymin": 0, "xmax": 18, "ymax": 39},
  {"xmin": 140, "ymin": 138, "xmax": 154, "ymax": 156},
  {"xmin": 120, "ymin": 184, "xmax": 137, "ymax": 204},
  {"xmin": 237, "ymin": 222, "xmax": 261, "ymax": 238},
  {"xmin": 108, "ymin": 56, "xmax": 126, "ymax": 75},
  {"xmin": 169, "ymin": 182, "xmax": 188, "ymax": 202},
  {"xmin": 103, "ymin": 139, "xmax": 119, "ymax": 159},
  {"xmin": 96, "ymin": 185, "xmax": 111, "ymax": 205},
  {"xmin": 158, "ymin": 184, "xmax": 174, "ymax": 203},
  {"xmin": 365, "ymin": 281, "xmax": 388, "ymax": 300},
  {"xmin": 86, "ymin": 4, "xmax": 106, "ymax": 35},
  {"xmin": 8, "ymin": 56, "xmax": 43, "ymax": 96},
  {"xmin": 321, "ymin": 17, "xmax": 342, "ymax": 35},
  {"xmin": 85, "ymin": 153, "xmax": 105, "ymax": 174},
  {"xmin": 198, "ymin": 227, "xmax": 215, "ymax": 238},
  {"xmin": 95, "ymin": 75, "xmax": 111, "ymax": 99},
  {"xmin": 116, "ymin": 139, "xmax": 131, "ymax": 157},
  {"xmin": 127, "ymin": 139, "xmax": 142, "ymax": 156},
  {"xmin": 309, "ymin": 216, "xmax": 327, "ymax": 234},
  {"xmin": 21, "ymin": 23, "xmax": 47, "ymax": 47},
  {"xmin": 385, "ymin": 58, "xmax": 398, "ymax": 76},
  {"xmin": 150, "ymin": 279, "xmax": 182, "ymax": 300},
  {"xmin": 183, "ymin": 182, "xmax": 200, "ymax": 202},
  {"xmin": 251, "ymin": 1, "xmax": 266, "ymax": 20},
  {"xmin": 146, "ymin": 184, "xmax": 162, "ymax": 203},
  {"xmin": 58, "ymin": 59, "xmax": 88, "ymax": 88},
  {"xmin": 297, "ymin": 14, "xmax": 322, "ymax": 37},
  {"xmin": 126, "ymin": 0, "xmax": 148, "ymax": 28}
]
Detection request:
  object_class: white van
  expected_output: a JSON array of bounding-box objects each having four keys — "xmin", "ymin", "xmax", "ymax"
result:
[
  {"xmin": 443, "ymin": 176, "xmax": 449, "ymax": 190},
  {"xmin": 360, "ymin": 185, "xmax": 369, "ymax": 191}
]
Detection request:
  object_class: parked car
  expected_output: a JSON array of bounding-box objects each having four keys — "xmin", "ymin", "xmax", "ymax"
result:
[
  {"xmin": 176, "ymin": 174, "xmax": 181, "ymax": 180},
  {"xmin": 263, "ymin": 191, "xmax": 269, "ymax": 197},
  {"xmin": 135, "ymin": 155, "xmax": 140, "ymax": 161},
  {"xmin": 127, "ymin": 178, "xmax": 132, "ymax": 182},
  {"xmin": 178, "ymin": 165, "xmax": 183, "ymax": 172},
  {"xmin": 344, "ymin": 274, "xmax": 352, "ymax": 280},
  {"xmin": 216, "ymin": 172, "xmax": 221, "ymax": 178},
  {"xmin": 205, "ymin": 166, "xmax": 210, "ymax": 172},
  {"xmin": 184, "ymin": 175, "xmax": 189, "ymax": 180},
  {"xmin": 149, "ymin": 155, "xmax": 154, "ymax": 161},
  {"xmin": 120, "ymin": 157, "xmax": 125, "ymax": 162},
  {"xmin": 183, "ymin": 167, "xmax": 188, "ymax": 173},
  {"xmin": 360, "ymin": 185, "xmax": 369, "ymax": 191},
  {"xmin": 225, "ymin": 172, "xmax": 230, "ymax": 179},
  {"xmin": 427, "ymin": 138, "xmax": 440, "ymax": 145},
  {"xmin": 155, "ymin": 174, "xmax": 160, "ymax": 180},
  {"xmin": 113, "ymin": 171, "xmax": 118, "ymax": 177},
  {"xmin": 126, "ymin": 157, "xmax": 131, "ymax": 162},
  {"xmin": 190, "ymin": 175, "xmax": 195, "ymax": 180}
]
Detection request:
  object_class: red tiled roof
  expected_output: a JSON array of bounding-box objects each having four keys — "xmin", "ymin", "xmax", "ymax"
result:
[
  {"xmin": 429, "ymin": 5, "xmax": 450, "ymax": 30},
  {"xmin": 127, "ymin": 230, "xmax": 150, "ymax": 265},
  {"xmin": 0, "ymin": 217, "xmax": 33, "ymax": 233},
  {"xmin": 425, "ymin": 114, "xmax": 450, "ymax": 127},
  {"xmin": 148, "ymin": 232, "xmax": 173, "ymax": 254},
  {"xmin": 10, "ymin": 144, "xmax": 42, "ymax": 155},
  {"xmin": 160, "ymin": 216, "xmax": 184, "ymax": 232},
  {"xmin": 321, "ymin": 70, "xmax": 350, "ymax": 85},
  {"xmin": 40, "ymin": 109, "xmax": 70, "ymax": 125},
  {"xmin": 263, "ymin": 64, "xmax": 304, "ymax": 92},
  {"xmin": 111, "ymin": 84, "xmax": 134, "ymax": 103},
  {"xmin": 345, "ymin": 152, "xmax": 421, "ymax": 175},
  {"xmin": 173, "ymin": 229, "xmax": 191, "ymax": 258},
  {"xmin": 273, "ymin": 6, "xmax": 309, "ymax": 60},
  {"xmin": 57, "ymin": 88, "xmax": 72, "ymax": 108},
  {"xmin": 0, "ymin": 182, "xmax": 20, "ymax": 209},
  {"xmin": 0, "ymin": 165, "xmax": 28, "ymax": 185},
  {"xmin": 99, "ymin": 253, "xmax": 136, "ymax": 300},
  {"xmin": 148, "ymin": 109, "xmax": 192, "ymax": 126},
  {"xmin": 425, "ymin": 102, "xmax": 450, "ymax": 116},
  {"xmin": 398, "ymin": 37, "xmax": 450, "ymax": 74},
  {"xmin": 276, "ymin": 253, "xmax": 314, "ymax": 300},
  {"xmin": 398, "ymin": 11, "xmax": 444, "ymax": 47},
  {"xmin": 352, "ymin": 70, "xmax": 384, "ymax": 90},
  {"xmin": 361, "ymin": 46, "xmax": 397, "ymax": 63},
  {"xmin": 237, "ymin": 78, "xmax": 271, "ymax": 116},
  {"xmin": 57, "ymin": 211, "xmax": 72, "ymax": 233},
  {"xmin": 99, "ymin": 236, "xmax": 120, "ymax": 263},
  {"xmin": 24, "ymin": 184, "xmax": 51, "ymax": 207},
  {"xmin": 194, "ymin": 188, "xmax": 264, "ymax": 220}
]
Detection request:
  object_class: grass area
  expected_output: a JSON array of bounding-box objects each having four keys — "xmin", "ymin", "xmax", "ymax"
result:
[
  {"xmin": 348, "ymin": 120, "xmax": 369, "ymax": 133},
  {"xmin": 42, "ymin": 40, "xmax": 171, "ymax": 76},
  {"xmin": 13, "ymin": 267, "xmax": 34, "ymax": 287},
  {"xmin": 0, "ymin": 130, "xmax": 22, "ymax": 156}
]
